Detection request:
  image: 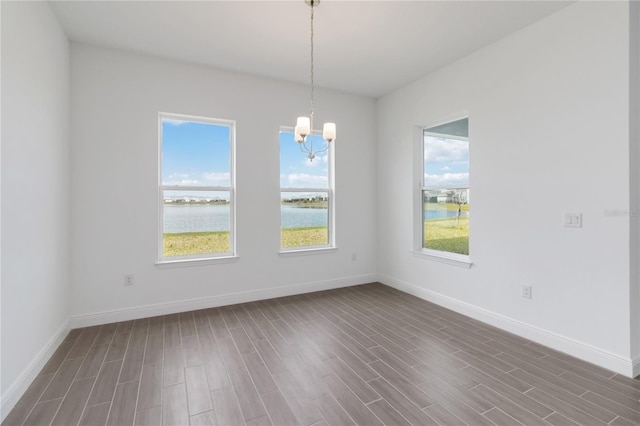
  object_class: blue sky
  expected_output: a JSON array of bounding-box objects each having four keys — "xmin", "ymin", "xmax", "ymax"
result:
[
  {"xmin": 162, "ymin": 118, "xmax": 463, "ymax": 191},
  {"xmin": 162, "ymin": 120, "xmax": 329, "ymax": 195},
  {"xmin": 280, "ymin": 131, "xmax": 329, "ymax": 189},
  {"xmin": 423, "ymin": 135, "xmax": 469, "ymax": 187},
  {"xmin": 162, "ymin": 118, "xmax": 231, "ymax": 187}
]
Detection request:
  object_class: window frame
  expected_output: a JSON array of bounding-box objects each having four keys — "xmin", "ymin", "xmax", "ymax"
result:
[
  {"xmin": 279, "ymin": 126, "xmax": 336, "ymax": 254},
  {"xmin": 413, "ymin": 115, "xmax": 472, "ymax": 268},
  {"xmin": 157, "ymin": 112, "xmax": 237, "ymax": 265}
]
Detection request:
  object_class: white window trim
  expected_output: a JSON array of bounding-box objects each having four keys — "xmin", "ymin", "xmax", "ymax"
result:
[
  {"xmin": 279, "ymin": 127, "xmax": 336, "ymax": 254},
  {"xmin": 278, "ymin": 247, "xmax": 338, "ymax": 257},
  {"xmin": 413, "ymin": 114, "xmax": 472, "ymax": 267},
  {"xmin": 157, "ymin": 112, "xmax": 236, "ymax": 266},
  {"xmin": 155, "ymin": 256, "xmax": 239, "ymax": 269},
  {"xmin": 411, "ymin": 249, "xmax": 472, "ymax": 268}
]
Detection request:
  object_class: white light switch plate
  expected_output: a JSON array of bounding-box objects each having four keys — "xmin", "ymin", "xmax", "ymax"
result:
[{"xmin": 564, "ymin": 213, "xmax": 582, "ymax": 228}]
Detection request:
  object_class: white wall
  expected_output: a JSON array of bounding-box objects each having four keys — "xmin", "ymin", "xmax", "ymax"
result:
[
  {"xmin": 377, "ymin": 1, "xmax": 635, "ymax": 375},
  {"xmin": 69, "ymin": 44, "xmax": 377, "ymax": 323},
  {"xmin": 1, "ymin": 0, "xmax": 70, "ymax": 415},
  {"xmin": 631, "ymin": 0, "xmax": 640, "ymax": 376}
]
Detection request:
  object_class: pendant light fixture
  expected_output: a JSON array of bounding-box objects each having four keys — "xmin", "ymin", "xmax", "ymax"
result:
[{"xmin": 294, "ymin": 0, "xmax": 336, "ymax": 162}]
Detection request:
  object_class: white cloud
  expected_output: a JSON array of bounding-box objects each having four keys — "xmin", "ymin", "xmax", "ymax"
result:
[
  {"xmin": 164, "ymin": 171, "xmax": 231, "ymax": 186},
  {"xmin": 165, "ymin": 172, "xmax": 198, "ymax": 185},
  {"xmin": 288, "ymin": 173, "xmax": 328, "ymax": 187},
  {"xmin": 424, "ymin": 172, "xmax": 469, "ymax": 187},
  {"xmin": 440, "ymin": 166, "xmax": 451, "ymax": 171},
  {"xmin": 162, "ymin": 118, "xmax": 186, "ymax": 126},
  {"xmin": 202, "ymin": 172, "xmax": 230, "ymax": 185},
  {"xmin": 303, "ymin": 154, "xmax": 328, "ymax": 168},
  {"xmin": 168, "ymin": 172, "xmax": 190, "ymax": 179},
  {"xmin": 424, "ymin": 136, "xmax": 468, "ymax": 163},
  {"xmin": 163, "ymin": 178, "xmax": 201, "ymax": 186}
]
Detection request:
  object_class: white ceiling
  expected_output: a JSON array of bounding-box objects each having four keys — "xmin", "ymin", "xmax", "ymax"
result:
[{"xmin": 49, "ymin": 0, "xmax": 572, "ymax": 98}]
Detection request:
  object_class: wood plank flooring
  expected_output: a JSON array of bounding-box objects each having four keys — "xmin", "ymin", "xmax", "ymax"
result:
[{"xmin": 3, "ymin": 283, "xmax": 639, "ymax": 426}]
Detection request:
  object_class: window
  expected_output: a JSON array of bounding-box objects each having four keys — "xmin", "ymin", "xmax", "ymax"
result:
[
  {"xmin": 419, "ymin": 117, "xmax": 469, "ymax": 259},
  {"xmin": 280, "ymin": 129, "xmax": 334, "ymax": 251},
  {"xmin": 159, "ymin": 113, "xmax": 235, "ymax": 262}
]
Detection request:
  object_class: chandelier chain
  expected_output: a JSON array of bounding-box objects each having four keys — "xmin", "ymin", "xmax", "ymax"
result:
[
  {"xmin": 310, "ymin": 3, "xmax": 314, "ymax": 118},
  {"xmin": 295, "ymin": 0, "xmax": 334, "ymax": 162}
]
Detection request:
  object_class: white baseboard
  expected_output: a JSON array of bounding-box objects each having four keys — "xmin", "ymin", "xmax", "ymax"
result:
[
  {"xmin": 0, "ymin": 319, "xmax": 70, "ymax": 422},
  {"xmin": 70, "ymin": 274, "xmax": 379, "ymax": 328},
  {"xmin": 379, "ymin": 274, "xmax": 637, "ymax": 379}
]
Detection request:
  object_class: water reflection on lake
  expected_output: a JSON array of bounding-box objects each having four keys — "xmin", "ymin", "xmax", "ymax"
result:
[{"xmin": 164, "ymin": 204, "xmax": 327, "ymax": 233}]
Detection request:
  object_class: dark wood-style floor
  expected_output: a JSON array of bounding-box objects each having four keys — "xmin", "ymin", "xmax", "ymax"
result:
[{"xmin": 3, "ymin": 283, "xmax": 640, "ymax": 426}]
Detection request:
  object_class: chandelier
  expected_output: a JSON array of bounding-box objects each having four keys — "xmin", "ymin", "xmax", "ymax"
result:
[{"xmin": 294, "ymin": 0, "xmax": 336, "ymax": 162}]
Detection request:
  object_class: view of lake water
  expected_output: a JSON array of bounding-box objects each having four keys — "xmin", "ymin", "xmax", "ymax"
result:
[
  {"xmin": 164, "ymin": 204, "xmax": 327, "ymax": 233},
  {"xmin": 164, "ymin": 204, "xmax": 466, "ymax": 232},
  {"xmin": 424, "ymin": 208, "xmax": 468, "ymax": 220}
]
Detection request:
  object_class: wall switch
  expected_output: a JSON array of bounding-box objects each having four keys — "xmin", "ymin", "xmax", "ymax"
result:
[
  {"xmin": 124, "ymin": 274, "xmax": 134, "ymax": 286},
  {"xmin": 564, "ymin": 213, "xmax": 582, "ymax": 228},
  {"xmin": 352, "ymin": 253, "xmax": 357, "ymax": 261},
  {"xmin": 522, "ymin": 285, "xmax": 532, "ymax": 299}
]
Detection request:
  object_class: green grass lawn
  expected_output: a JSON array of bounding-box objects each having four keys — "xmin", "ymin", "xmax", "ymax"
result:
[
  {"xmin": 424, "ymin": 217, "xmax": 469, "ymax": 255},
  {"xmin": 163, "ymin": 226, "xmax": 328, "ymax": 256},
  {"xmin": 281, "ymin": 226, "xmax": 327, "ymax": 248},
  {"xmin": 165, "ymin": 221, "xmax": 467, "ymax": 257},
  {"xmin": 163, "ymin": 231, "xmax": 230, "ymax": 257}
]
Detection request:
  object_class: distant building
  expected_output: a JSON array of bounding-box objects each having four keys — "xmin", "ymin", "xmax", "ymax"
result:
[{"xmin": 436, "ymin": 188, "xmax": 469, "ymax": 204}]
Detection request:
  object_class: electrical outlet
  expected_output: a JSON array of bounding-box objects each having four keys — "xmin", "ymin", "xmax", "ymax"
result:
[
  {"xmin": 522, "ymin": 285, "xmax": 532, "ymax": 299},
  {"xmin": 124, "ymin": 274, "xmax": 134, "ymax": 286}
]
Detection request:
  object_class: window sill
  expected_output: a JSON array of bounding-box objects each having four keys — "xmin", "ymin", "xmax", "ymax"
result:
[
  {"xmin": 412, "ymin": 249, "xmax": 472, "ymax": 268},
  {"xmin": 278, "ymin": 247, "xmax": 337, "ymax": 257},
  {"xmin": 156, "ymin": 256, "xmax": 239, "ymax": 269}
]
